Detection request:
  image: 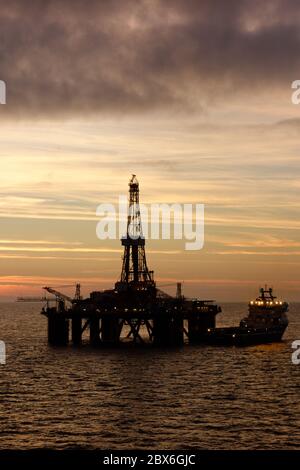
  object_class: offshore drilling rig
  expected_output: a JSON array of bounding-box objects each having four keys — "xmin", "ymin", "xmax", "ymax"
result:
[{"xmin": 41, "ymin": 175, "xmax": 221, "ymax": 347}]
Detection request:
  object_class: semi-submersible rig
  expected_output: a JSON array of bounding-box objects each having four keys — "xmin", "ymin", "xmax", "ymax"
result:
[
  {"xmin": 34, "ymin": 175, "xmax": 288, "ymax": 347},
  {"xmin": 39, "ymin": 175, "xmax": 221, "ymax": 347}
]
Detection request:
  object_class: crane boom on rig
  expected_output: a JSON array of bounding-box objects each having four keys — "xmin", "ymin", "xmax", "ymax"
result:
[
  {"xmin": 42, "ymin": 283, "xmax": 81, "ymax": 303},
  {"xmin": 43, "ymin": 287, "xmax": 73, "ymax": 303}
]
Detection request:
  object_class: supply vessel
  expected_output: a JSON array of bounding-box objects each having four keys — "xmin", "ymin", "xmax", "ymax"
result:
[{"xmin": 199, "ymin": 286, "xmax": 289, "ymax": 345}]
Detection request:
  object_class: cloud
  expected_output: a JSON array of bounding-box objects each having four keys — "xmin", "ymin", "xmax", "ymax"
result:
[{"xmin": 1, "ymin": 0, "xmax": 300, "ymax": 117}]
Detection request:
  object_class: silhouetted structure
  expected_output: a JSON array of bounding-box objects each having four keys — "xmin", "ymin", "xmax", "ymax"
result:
[
  {"xmin": 40, "ymin": 175, "xmax": 221, "ymax": 346},
  {"xmin": 118, "ymin": 175, "xmax": 154, "ymax": 288},
  {"xmin": 198, "ymin": 286, "xmax": 288, "ymax": 345}
]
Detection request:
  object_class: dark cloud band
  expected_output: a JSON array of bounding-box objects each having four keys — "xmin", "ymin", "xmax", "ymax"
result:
[{"xmin": 0, "ymin": 0, "xmax": 299, "ymax": 116}]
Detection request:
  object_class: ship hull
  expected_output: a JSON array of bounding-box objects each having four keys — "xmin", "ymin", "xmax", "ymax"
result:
[{"xmin": 196, "ymin": 325, "xmax": 287, "ymax": 346}]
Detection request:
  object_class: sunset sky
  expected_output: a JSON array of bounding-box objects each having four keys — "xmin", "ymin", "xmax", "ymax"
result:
[{"xmin": 1, "ymin": 0, "xmax": 300, "ymax": 301}]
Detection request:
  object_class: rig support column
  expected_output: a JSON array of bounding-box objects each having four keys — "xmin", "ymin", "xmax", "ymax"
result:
[
  {"xmin": 48, "ymin": 315, "xmax": 69, "ymax": 346},
  {"xmin": 153, "ymin": 310, "xmax": 184, "ymax": 346},
  {"xmin": 101, "ymin": 316, "xmax": 120, "ymax": 344}
]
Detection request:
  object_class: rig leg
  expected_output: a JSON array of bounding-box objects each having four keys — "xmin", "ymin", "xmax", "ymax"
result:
[
  {"xmin": 153, "ymin": 311, "xmax": 184, "ymax": 346},
  {"xmin": 48, "ymin": 315, "xmax": 69, "ymax": 346},
  {"xmin": 101, "ymin": 316, "xmax": 120, "ymax": 345}
]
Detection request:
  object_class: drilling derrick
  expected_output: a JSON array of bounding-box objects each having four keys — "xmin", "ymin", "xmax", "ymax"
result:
[{"xmin": 117, "ymin": 175, "xmax": 155, "ymax": 292}]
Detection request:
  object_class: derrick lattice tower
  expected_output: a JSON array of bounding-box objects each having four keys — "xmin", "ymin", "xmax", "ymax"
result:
[{"xmin": 118, "ymin": 175, "xmax": 155, "ymax": 290}]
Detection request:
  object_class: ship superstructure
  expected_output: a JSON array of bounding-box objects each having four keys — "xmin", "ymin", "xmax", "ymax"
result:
[
  {"xmin": 241, "ymin": 286, "xmax": 288, "ymax": 330},
  {"xmin": 202, "ymin": 286, "xmax": 289, "ymax": 346}
]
